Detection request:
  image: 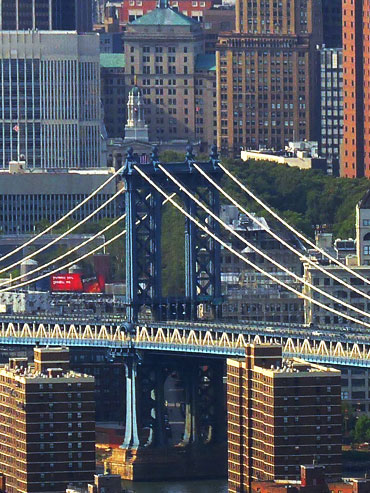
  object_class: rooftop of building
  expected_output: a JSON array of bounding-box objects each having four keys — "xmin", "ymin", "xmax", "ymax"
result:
[
  {"xmin": 228, "ymin": 351, "xmax": 340, "ymax": 376},
  {"xmin": 100, "ymin": 53, "xmax": 125, "ymax": 68},
  {"xmin": 252, "ymin": 464, "xmax": 370, "ymax": 493},
  {"xmin": 0, "ymin": 347, "xmax": 94, "ymax": 383},
  {"xmin": 131, "ymin": 5, "xmax": 198, "ymax": 26},
  {"xmin": 34, "ymin": 346, "xmax": 70, "ymax": 354},
  {"xmin": 305, "ymin": 262, "xmax": 370, "ymax": 271},
  {"xmin": 0, "ymin": 365, "xmax": 94, "ymax": 383},
  {"xmin": 0, "ymin": 164, "xmax": 115, "ymax": 175}
]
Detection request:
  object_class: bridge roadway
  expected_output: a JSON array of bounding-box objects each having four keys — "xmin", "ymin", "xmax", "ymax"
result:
[{"xmin": 0, "ymin": 314, "xmax": 369, "ymax": 367}]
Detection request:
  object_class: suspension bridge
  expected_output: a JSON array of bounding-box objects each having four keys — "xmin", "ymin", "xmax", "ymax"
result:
[
  {"xmin": 1, "ymin": 145, "xmax": 370, "ymax": 479},
  {"xmin": 0, "ymin": 144, "xmax": 370, "ymax": 364}
]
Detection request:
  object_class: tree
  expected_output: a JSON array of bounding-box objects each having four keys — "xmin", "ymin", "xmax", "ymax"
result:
[
  {"xmin": 354, "ymin": 414, "xmax": 370, "ymax": 443},
  {"xmin": 342, "ymin": 402, "xmax": 356, "ymax": 438}
]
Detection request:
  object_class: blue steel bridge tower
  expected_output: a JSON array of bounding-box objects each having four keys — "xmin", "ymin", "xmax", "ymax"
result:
[{"xmin": 122, "ymin": 145, "xmax": 223, "ymax": 323}]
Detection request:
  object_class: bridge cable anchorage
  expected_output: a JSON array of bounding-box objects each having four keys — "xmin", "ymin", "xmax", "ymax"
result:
[
  {"xmin": 0, "ymin": 187, "xmax": 124, "ymax": 287},
  {"xmin": 134, "ymin": 164, "xmax": 370, "ymax": 328},
  {"xmin": 0, "ymin": 164, "xmax": 126, "ymax": 270},
  {"xmin": 158, "ymin": 164, "xmax": 370, "ymax": 321},
  {"xmin": 219, "ymin": 162, "xmax": 370, "ymax": 287},
  {"xmin": 193, "ymin": 163, "xmax": 370, "ymax": 303},
  {"xmin": 0, "ymin": 193, "xmax": 177, "ymax": 293}
]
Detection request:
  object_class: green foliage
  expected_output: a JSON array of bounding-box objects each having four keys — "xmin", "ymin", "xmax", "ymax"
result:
[
  {"xmin": 354, "ymin": 414, "xmax": 370, "ymax": 443},
  {"xmin": 222, "ymin": 158, "xmax": 370, "ymax": 239},
  {"xmin": 161, "ymin": 201, "xmax": 185, "ymax": 296},
  {"xmin": 342, "ymin": 402, "xmax": 356, "ymax": 439},
  {"xmin": 160, "ymin": 151, "xmax": 185, "ymax": 163}
]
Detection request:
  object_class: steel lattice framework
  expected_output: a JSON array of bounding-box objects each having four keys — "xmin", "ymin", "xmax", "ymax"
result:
[
  {"xmin": 0, "ymin": 317, "xmax": 370, "ymax": 366},
  {"xmin": 122, "ymin": 145, "xmax": 223, "ymax": 323}
]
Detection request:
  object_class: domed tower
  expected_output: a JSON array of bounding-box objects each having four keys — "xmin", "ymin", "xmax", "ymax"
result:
[{"xmin": 124, "ymin": 85, "xmax": 149, "ymax": 142}]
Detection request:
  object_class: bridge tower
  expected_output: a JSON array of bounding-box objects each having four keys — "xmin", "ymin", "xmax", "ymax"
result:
[{"xmin": 122, "ymin": 145, "xmax": 223, "ymax": 323}]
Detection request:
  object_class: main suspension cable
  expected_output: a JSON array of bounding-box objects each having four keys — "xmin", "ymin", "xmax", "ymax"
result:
[
  {"xmin": 194, "ymin": 163, "xmax": 370, "ymax": 302},
  {"xmin": 1, "ymin": 193, "xmax": 176, "ymax": 293},
  {"xmin": 0, "ymin": 165, "xmax": 124, "ymax": 267},
  {"xmin": 0, "ymin": 187, "xmax": 124, "ymax": 282},
  {"xmin": 159, "ymin": 165, "xmax": 370, "ymax": 321},
  {"xmin": 135, "ymin": 165, "xmax": 370, "ymax": 328},
  {"xmin": 219, "ymin": 162, "xmax": 370, "ymax": 286}
]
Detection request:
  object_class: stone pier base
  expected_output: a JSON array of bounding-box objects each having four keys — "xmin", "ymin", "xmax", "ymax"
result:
[{"xmin": 105, "ymin": 443, "xmax": 226, "ymax": 481}]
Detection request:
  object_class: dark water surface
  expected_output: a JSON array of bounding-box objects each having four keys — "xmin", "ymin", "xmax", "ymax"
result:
[{"xmin": 122, "ymin": 479, "xmax": 228, "ymax": 493}]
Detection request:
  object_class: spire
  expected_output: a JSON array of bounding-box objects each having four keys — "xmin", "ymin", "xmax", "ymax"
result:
[{"xmin": 157, "ymin": 0, "xmax": 169, "ymax": 8}]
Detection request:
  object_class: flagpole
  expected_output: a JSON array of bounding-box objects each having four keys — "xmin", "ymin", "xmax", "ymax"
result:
[{"xmin": 17, "ymin": 123, "xmax": 20, "ymax": 161}]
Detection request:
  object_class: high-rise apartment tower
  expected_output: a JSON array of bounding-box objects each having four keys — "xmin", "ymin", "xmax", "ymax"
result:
[
  {"xmin": 227, "ymin": 344, "xmax": 342, "ymax": 493},
  {"xmin": 0, "ymin": 347, "xmax": 95, "ymax": 493},
  {"xmin": 216, "ymin": 0, "xmax": 322, "ymax": 154}
]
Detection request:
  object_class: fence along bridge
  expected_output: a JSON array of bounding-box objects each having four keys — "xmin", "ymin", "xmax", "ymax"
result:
[{"xmin": 0, "ymin": 318, "xmax": 369, "ymax": 367}]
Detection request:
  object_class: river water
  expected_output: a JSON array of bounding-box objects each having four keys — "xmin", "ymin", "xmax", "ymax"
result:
[{"xmin": 122, "ymin": 479, "xmax": 228, "ymax": 493}]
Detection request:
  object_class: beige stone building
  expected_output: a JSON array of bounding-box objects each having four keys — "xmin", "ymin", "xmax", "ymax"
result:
[{"xmin": 122, "ymin": 3, "xmax": 217, "ymax": 149}]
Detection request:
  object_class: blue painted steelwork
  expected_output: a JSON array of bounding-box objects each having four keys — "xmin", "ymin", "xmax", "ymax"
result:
[{"xmin": 121, "ymin": 145, "xmax": 224, "ymax": 323}]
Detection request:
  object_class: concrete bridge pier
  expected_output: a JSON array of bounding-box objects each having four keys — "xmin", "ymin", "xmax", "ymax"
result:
[{"xmin": 105, "ymin": 354, "xmax": 227, "ymax": 481}]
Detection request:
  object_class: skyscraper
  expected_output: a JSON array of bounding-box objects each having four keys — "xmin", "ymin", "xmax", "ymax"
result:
[
  {"xmin": 341, "ymin": 0, "xmax": 370, "ymax": 177},
  {"xmin": 0, "ymin": 0, "xmax": 93, "ymax": 32},
  {"xmin": 216, "ymin": 0, "xmax": 322, "ymax": 155},
  {"xmin": 0, "ymin": 31, "xmax": 103, "ymax": 169},
  {"xmin": 52, "ymin": 0, "xmax": 93, "ymax": 32},
  {"xmin": 227, "ymin": 344, "xmax": 342, "ymax": 493}
]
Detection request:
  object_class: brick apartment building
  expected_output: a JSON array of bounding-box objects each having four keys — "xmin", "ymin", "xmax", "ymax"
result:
[
  {"xmin": 0, "ymin": 347, "xmax": 95, "ymax": 493},
  {"xmin": 216, "ymin": 0, "xmax": 322, "ymax": 155},
  {"xmin": 227, "ymin": 344, "xmax": 342, "ymax": 493}
]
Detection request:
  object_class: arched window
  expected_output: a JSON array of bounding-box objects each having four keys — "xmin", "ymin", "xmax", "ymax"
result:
[{"xmin": 364, "ymin": 232, "xmax": 370, "ymax": 241}]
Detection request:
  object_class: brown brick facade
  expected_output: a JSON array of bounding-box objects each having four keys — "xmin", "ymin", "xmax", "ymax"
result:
[
  {"xmin": 216, "ymin": 0, "xmax": 322, "ymax": 155},
  {"xmin": 227, "ymin": 345, "xmax": 342, "ymax": 493},
  {"xmin": 0, "ymin": 347, "xmax": 95, "ymax": 493}
]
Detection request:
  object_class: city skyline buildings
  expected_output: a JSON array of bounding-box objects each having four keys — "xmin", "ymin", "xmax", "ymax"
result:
[{"xmin": 0, "ymin": 31, "xmax": 103, "ymax": 169}]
